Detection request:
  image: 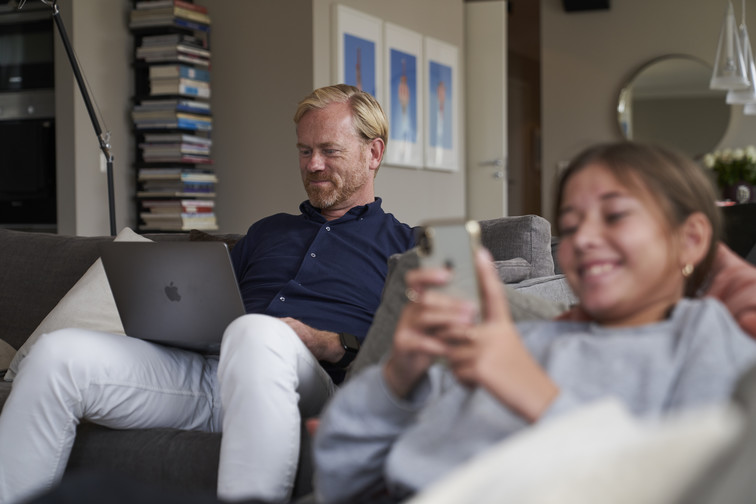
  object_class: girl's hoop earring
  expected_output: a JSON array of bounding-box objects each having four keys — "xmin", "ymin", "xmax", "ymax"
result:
[{"xmin": 682, "ymin": 264, "xmax": 694, "ymax": 278}]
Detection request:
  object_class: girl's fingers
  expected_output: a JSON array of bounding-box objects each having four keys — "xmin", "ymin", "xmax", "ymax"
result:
[
  {"xmin": 405, "ymin": 266, "xmax": 453, "ymax": 292},
  {"xmin": 475, "ymin": 248, "xmax": 510, "ymax": 322}
]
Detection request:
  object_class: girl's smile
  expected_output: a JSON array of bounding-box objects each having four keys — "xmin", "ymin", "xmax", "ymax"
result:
[{"xmin": 557, "ymin": 163, "xmax": 686, "ymax": 327}]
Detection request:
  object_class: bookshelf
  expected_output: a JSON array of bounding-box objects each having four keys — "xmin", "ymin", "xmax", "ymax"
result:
[{"xmin": 129, "ymin": 0, "xmax": 218, "ymax": 232}]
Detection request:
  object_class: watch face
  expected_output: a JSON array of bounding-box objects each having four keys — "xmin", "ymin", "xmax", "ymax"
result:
[{"xmin": 340, "ymin": 332, "xmax": 360, "ymax": 352}]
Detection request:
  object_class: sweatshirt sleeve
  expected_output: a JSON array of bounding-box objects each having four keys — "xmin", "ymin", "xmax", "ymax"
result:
[
  {"xmin": 313, "ymin": 364, "xmax": 434, "ymax": 504},
  {"xmin": 666, "ymin": 299, "xmax": 756, "ymax": 410}
]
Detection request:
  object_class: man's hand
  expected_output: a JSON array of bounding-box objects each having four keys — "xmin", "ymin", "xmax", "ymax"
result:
[{"xmin": 280, "ymin": 317, "xmax": 344, "ymax": 362}]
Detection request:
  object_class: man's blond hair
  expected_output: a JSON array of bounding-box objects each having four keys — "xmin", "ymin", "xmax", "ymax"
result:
[{"xmin": 294, "ymin": 84, "xmax": 388, "ymax": 148}]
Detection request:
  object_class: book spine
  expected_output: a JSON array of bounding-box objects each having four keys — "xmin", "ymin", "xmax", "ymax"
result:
[
  {"xmin": 174, "ymin": 6, "xmax": 211, "ymax": 24},
  {"xmin": 178, "ymin": 84, "xmax": 210, "ymax": 98},
  {"xmin": 174, "ymin": 1, "xmax": 208, "ymax": 14},
  {"xmin": 179, "ymin": 66, "xmax": 210, "ymax": 81},
  {"xmin": 173, "ymin": 17, "xmax": 211, "ymax": 32}
]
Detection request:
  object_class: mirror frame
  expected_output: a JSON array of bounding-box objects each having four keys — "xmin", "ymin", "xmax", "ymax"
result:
[{"xmin": 617, "ymin": 54, "xmax": 730, "ymax": 156}]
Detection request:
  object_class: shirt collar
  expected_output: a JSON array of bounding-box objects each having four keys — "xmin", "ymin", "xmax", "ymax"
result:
[{"xmin": 300, "ymin": 197, "xmax": 384, "ymax": 222}]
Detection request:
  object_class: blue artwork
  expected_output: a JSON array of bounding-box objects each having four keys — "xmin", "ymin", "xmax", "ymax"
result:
[
  {"xmin": 389, "ymin": 49, "xmax": 417, "ymax": 144},
  {"xmin": 428, "ymin": 60, "xmax": 452, "ymax": 149},
  {"xmin": 344, "ymin": 33, "xmax": 376, "ymax": 97}
]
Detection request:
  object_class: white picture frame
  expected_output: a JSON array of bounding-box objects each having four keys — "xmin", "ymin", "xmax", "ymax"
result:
[
  {"xmin": 332, "ymin": 5, "xmax": 383, "ymax": 102},
  {"xmin": 423, "ymin": 36, "xmax": 459, "ymax": 171},
  {"xmin": 383, "ymin": 23, "xmax": 423, "ymax": 169}
]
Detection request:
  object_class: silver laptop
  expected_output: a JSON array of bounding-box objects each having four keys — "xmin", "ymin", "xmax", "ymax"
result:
[{"xmin": 99, "ymin": 241, "xmax": 246, "ymax": 354}]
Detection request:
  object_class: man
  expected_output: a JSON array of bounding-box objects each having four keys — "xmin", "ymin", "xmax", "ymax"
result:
[{"xmin": 0, "ymin": 84, "xmax": 414, "ymax": 504}]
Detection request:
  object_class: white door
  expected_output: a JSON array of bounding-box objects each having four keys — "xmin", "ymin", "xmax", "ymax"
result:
[{"xmin": 465, "ymin": 0, "xmax": 508, "ymax": 221}]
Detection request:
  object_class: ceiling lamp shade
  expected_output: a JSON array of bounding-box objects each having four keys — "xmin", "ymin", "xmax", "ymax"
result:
[
  {"xmin": 711, "ymin": 1, "xmax": 750, "ymax": 90},
  {"xmin": 727, "ymin": 23, "xmax": 756, "ymax": 103}
]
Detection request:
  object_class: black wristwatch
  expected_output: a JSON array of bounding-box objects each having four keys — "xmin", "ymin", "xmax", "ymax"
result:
[{"xmin": 333, "ymin": 332, "xmax": 360, "ymax": 368}]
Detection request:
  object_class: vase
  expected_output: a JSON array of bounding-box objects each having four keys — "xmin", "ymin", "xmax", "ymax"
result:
[{"xmin": 722, "ymin": 181, "xmax": 756, "ymax": 204}]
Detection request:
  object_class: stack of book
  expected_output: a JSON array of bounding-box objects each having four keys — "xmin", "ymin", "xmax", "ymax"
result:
[
  {"xmin": 148, "ymin": 64, "xmax": 210, "ymax": 97},
  {"xmin": 139, "ymin": 198, "xmax": 217, "ymax": 231},
  {"xmin": 129, "ymin": 0, "xmax": 211, "ymax": 34},
  {"xmin": 130, "ymin": 0, "xmax": 218, "ymax": 232},
  {"xmin": 136, "ymin": 38, "xmax": 211, "ymax": 68},
  {"xmin": 132, "ymin": 98, "xmax": 212, "ymax": 130},
  {"xmin": 137, "ymin": 167, "xmax": 217, "ymax": 198}
]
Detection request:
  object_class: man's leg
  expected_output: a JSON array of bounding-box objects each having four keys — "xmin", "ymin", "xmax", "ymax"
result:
[
  {"xmin": 0, "ymin": 329, "xmax": 220, "ymax": 504},
  {"xmin": 217, "ymin": 314, "xmax": 335, "ymax": 503}
]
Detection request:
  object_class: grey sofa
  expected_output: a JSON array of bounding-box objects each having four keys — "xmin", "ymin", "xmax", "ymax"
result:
[{"xmin": 0, "ymin": 215, "xmax": 574, "ymax": 499}]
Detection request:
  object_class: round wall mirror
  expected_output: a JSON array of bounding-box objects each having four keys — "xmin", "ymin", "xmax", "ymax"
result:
[{"xmin": 617, "ymin": 55, "xmax": 730, "ymax": 158}]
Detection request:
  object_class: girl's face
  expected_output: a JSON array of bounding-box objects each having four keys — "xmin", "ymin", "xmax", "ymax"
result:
[{"xmin": 557, "ymin": 163, "xmax": 686, "ymax": 327}]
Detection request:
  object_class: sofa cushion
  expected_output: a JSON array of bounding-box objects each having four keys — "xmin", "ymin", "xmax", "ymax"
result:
[
  {"xmin": 511, "ymin": 275, "xmax": 578, "ymax": 307},
  {"xmin": 5, "ymin": 228, "xmax": 153, "ymax": 381},
  {"xmin": 346, "ymin": 249, "xmax": 568, "ymax": 381},
  {"xmin": 479, "ymin": 215, "xmax": 555, "ymax": 279},
  {"xmin": 188, "ymin": 229, "xmax": 241, "ymax": 251},
  {"xmin": 0, "ymin": 229, "xmax": 117, "ymax": 351},
  {"xmin": 493, "ymin": 258, "xmax": 532, "ymax": 284}
]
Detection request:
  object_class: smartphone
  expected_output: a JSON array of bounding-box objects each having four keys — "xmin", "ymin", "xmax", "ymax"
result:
[{"xmin": 416, "ymin": 219, "xmax": 482, "ymax": 319}]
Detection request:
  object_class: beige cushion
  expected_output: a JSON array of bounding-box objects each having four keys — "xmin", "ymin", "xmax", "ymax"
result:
[{"xmin": 5, "ymin": 228, "xmax": 153, "ymax": 381}]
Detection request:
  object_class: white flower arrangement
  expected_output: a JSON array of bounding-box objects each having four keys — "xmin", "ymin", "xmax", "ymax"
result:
[{"xmin": 703, "ymin": 145, "xmax": 756, "ymax": 187}]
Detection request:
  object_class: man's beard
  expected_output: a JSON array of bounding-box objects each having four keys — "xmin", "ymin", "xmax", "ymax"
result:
[{"xmin": 305, "ymin": 169, "xmax": 369, "ymax": 209}]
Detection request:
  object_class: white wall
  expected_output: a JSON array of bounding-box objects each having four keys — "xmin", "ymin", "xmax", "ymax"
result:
[
  {"xmin": 541, "ymin": 0, "xmax": 756, "ymax": 226},
  {"xmin": 56, "ymin": 0, "xmax": 465, "ymax": 235},
  {"xmin": 55, "ymin": 0, "xmax": 132, "ymax": 236},
  {"xmin": 311, "ymin": 0, "xmax": 466, "ymax": 229},
  {"xmin": 204, "ymin": 0, "xmax": 465, "ymax": 233}
]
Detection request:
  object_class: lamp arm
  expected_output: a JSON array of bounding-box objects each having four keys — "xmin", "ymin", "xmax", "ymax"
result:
[{"xmin": 43, "ymin": 0, "xmax": 117, "ymax": 235}]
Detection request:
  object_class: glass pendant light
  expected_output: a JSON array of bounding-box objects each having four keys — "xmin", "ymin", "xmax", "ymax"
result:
[
  {"xmin": 711, "ymin": 1, "xmax": 750, "ymax": 90},
  {"xmin": 727, "ymin": 0, "xmax": 756, "ymax": 103}
]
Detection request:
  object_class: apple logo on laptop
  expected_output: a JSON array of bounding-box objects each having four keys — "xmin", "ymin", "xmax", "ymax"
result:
[{"xmin": 165, "ymin": 281, "xmax": 182, "ymax": 302}]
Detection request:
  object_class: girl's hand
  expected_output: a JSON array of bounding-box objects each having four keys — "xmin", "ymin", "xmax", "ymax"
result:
[
  {"xmin": 383, "ymin": 266, "xmax": 478, "ymax": 399},
  {"xmin": 440, "ymin": 249, "xmax": 560, "ymax": 422}
]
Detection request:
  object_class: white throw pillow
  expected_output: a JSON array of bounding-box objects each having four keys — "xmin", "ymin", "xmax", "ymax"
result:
[
  {"xmin": 4, "ymin": 227, "xmax": 153, "ymax": 381},
  {"xmin": 407, "ymin": 399, "xmax": 743, "ymax": 504}
]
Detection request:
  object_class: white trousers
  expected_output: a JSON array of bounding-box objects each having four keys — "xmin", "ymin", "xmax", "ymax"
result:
[{"xmin": 0, "ymin": 314, "xmax": 335, "ymax": 504}]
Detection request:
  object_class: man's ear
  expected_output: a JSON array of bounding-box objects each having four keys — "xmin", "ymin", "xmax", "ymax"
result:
[
  {"xmin": 678, "ymin": 212, "xmax": 712, "ymax": 268},
  {"xmin": 368, "ymin": 138, "xmax": 385, "ymax": 171}
]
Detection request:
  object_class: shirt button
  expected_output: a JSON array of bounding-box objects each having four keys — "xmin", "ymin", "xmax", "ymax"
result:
[
  {"xmin": 311, "ymin": 252, "xmax": 316, "ymax": 258},
  {"xmin": 279, "ymin": 296, "xmax": 285, "ymax": 302}
]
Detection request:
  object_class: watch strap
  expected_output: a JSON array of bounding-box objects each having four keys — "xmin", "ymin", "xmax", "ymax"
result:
[{"xmin": 333, "ymin": 332, "xmax": 360, "ymax": 368}]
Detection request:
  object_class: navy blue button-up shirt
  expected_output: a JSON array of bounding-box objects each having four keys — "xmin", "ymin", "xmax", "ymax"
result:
[{"xmin": 230, "ymin": 198, "xmax": 414, "ymax": 343}]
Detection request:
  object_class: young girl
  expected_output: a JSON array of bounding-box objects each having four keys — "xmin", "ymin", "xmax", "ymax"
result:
[{"xmin": 312, "ymin": 142, "xmax": 756, "ymax": 503}]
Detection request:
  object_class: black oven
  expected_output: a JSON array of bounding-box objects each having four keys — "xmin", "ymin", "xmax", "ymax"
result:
[{"xmin": 0, "ymin": 3, "xmax": 56, "ymax": 231}]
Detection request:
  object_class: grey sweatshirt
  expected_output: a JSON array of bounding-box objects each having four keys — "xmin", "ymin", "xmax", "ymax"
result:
[{"xmin": 313, "ymin": 298, "xmax": 756, "ymax": 503}]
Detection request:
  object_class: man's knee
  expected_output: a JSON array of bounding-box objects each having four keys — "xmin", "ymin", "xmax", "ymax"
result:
[{"xmin": 222, "ymin": 314, "xmax": 299, "ymax": 355}]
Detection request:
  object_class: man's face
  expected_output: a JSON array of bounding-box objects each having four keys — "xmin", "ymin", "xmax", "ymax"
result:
[{"xmin": 296, "ymin": 102, "xmax": 377, "ymax": 213}]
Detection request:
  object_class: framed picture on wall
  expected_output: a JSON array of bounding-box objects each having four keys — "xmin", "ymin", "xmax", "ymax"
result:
[
  {"xmin": 424, "ymin": 36, "xmax": 459, "ymax": 171},
  {"xmin": 383, "ymin": 23, "xmax": 423, "ymax": 169},
  {"xmin": 332, "ymin": 5, "xmax": 382, "ymax": 102}
]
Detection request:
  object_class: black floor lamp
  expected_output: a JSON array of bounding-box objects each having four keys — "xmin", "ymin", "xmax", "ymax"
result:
[{"xmin": 22, "ymin": 0, "xmax": 117, "ymax": 236}]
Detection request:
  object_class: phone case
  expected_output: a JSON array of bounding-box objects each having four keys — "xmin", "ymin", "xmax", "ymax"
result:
[{"xmin": 417, "ymin": 219, "xmax": 482, "ymax": 317}]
